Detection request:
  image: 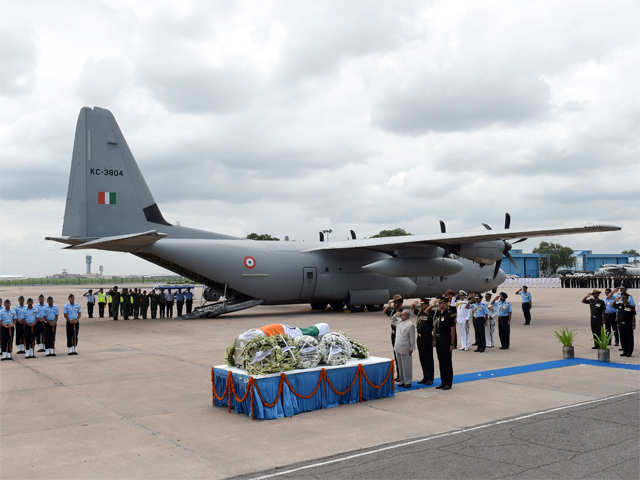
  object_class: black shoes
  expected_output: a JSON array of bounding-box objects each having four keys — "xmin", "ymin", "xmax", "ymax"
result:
[
  {"xmin": 440, "ymin": 385, "xmax": 452, "ymax": 390},
  {"xmin": 592, "ymin": 346, "xmax": 598, "ymax": 349}
]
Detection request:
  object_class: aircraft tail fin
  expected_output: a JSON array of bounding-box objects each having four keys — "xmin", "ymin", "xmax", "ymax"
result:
[{"xmin": 62, "ymin": 107, "xmax": 171, "ymax": 239}]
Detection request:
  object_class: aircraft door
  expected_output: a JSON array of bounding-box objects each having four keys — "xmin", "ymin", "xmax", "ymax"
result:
[{"xmin": 300, "ymin": 267, "xmax": 317, "ymax": 298}]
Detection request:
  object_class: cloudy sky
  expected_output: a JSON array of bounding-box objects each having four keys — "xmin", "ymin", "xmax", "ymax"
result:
[{"xmin": 1, "ymin": 0, "xmax": 638, "ymax": 276}]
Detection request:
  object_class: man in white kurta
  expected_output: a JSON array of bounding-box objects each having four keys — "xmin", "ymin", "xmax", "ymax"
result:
[{"xmin": 393, "ymin": 310, "xmax": 416, "ymax": 388}]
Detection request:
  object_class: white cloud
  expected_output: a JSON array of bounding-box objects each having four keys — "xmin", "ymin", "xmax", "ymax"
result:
[{"xmin": 0, "ymin": 0, "xmax": 639, "ymax": 276}]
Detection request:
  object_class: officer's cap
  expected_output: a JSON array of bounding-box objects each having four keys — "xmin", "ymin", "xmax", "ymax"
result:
[
  {"xmin": 392, "ymin": 294, "xmax": 403, "ymax": 302},
  {"xmin": 592, "ymin": 289, "xmax": 601, "ymax": 295}
]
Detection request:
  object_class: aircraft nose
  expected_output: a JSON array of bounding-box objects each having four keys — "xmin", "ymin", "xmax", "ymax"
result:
[{"xmin": 496, "ymin": 268, "xmax": 507, "ymax": 285}]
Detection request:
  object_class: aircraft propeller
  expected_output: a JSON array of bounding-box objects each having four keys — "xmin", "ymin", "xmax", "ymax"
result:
[{"xmin": 489, "ymin": 212, "xmax": 527, "ymax": 279}]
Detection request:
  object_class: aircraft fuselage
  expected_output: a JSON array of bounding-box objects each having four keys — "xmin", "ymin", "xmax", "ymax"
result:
[{"xmin": 139, "ymin": 239, "xmax": 505, "ymax": 305}]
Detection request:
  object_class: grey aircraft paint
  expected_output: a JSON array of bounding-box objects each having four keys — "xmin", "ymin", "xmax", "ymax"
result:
[{"xmin": 47, "ymin": 107, "xmax": 621, "ymax": 313}]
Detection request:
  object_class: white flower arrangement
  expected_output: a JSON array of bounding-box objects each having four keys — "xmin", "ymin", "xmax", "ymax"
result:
[
  {"xmin": 294, "ymin": 335, "xmax": 321, "ymax": 369},
  {"xmin": 318, "ymin": 332, "xmax": 352, "ymax": 366}
]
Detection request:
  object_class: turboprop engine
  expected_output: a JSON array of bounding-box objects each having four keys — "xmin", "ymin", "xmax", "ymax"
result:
[
  {"xmin": 362, "ymin": 257, "xmax": 463, "ymax": 277},
  {"xmin": 458, "ymin": 240, "xmax": 505, "ymax": 264}
]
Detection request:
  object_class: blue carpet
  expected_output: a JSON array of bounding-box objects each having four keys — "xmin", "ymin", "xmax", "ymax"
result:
[{"xmin": 396, "ymin": 357, "xmax": 640, "ymax": 392}]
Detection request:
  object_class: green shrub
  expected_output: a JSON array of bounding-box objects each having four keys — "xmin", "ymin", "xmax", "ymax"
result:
[
  {"xmin": 593, "ymin": 325, "xmax": 613, "ymax": 350},
  {"xmin": 553, "ymin": 328, "xmax": 575, "ymax": 347}
]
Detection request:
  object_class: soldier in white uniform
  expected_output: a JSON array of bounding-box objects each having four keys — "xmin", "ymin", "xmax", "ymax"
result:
[
  {"xmin": 393, "ymin": 310, "xmax": 415, "ymax": 388},
  {"xmin": 483, "ymin": 293, "xmax": 497, "ymax": 348},
  {"xmin": 456, "ymin": 291, "xmax": 472, "ymax": 351}
]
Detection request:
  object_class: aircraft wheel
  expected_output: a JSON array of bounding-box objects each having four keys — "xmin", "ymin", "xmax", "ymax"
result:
[
  {"xmin": 492, "ymin": 288, "xmax": 497, "ymax": 293},
  {"xmin": 310, "ymin": 303, "xmax": 327, "ymax": 311},
  {"xmin": 349, "ymin": 304, "xmax": 364, "ymax": 313},
  {"xmin": 330, "ymin": 302, "xmax": 344, "ymax": 312},
  {"xmin": 366, "ymin": 304, "xmax": 383, "ymax": 312}
]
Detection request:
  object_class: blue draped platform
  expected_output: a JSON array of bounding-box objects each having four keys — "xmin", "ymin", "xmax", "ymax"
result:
[{"xmin": 212, "ymin": 356, "xmax": 394, "ymax": 420}]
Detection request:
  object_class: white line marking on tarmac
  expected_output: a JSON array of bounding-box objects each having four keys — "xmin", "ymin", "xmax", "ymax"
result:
[{"xmin": 249, "ymin": 390, "xmax": 638, "ymax": 480}]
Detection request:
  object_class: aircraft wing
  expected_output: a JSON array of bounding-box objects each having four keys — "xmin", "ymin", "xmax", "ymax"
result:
[{"xmin": 303, "ymin": 225, "xmax": 621, "ymax": 253}]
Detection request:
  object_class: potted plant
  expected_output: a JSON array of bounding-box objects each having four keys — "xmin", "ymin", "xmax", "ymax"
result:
[
  {"xmin": 593, "ymin": 325, "xmax": 613, "ymax": 362},
  {"xmin": 554, "ymin": 328, "xmax": 575, "ymax": 359}
]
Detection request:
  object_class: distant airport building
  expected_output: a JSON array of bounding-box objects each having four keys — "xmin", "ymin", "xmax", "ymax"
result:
[
  {"xmin": 499, "ymin": 250, "xmax": 543, "ymax": 277},
  {"xmin": 571, "ymin": 250, "xmax": 633, "ymax": 273}
]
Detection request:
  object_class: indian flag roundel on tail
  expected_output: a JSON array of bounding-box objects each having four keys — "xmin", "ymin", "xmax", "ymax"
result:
[{"xmin": 98, "ymin": 192, "xmax": 117, "ymax": 205}]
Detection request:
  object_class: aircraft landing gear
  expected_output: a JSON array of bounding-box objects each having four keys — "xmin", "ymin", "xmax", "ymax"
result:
[
  {"xmin": 330, "ymin": 301, "xmax": 344, "ymax": 312},
  {"xmin": 310, "ymin": 303, "xmax": 327, "ymax": 311},
  {"xmin": 348, "ymin": 304, "xmax": 364, "ymax": 313},
  {"xmin": 366, "ymin": 304, "xmax": 383, "ymax": 312}
]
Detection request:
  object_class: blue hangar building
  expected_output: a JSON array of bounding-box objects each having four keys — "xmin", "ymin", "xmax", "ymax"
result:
[
  {"xmin": 499, "ymin": 250, "xmax": 543, "ymax": 277},
  {"xmin": 571, "ymin": 250, "xmax": 633, "ymax": 273},
  {"xmin": 500, "ymin": 250, "xmax": 633, "ymax": 277}
]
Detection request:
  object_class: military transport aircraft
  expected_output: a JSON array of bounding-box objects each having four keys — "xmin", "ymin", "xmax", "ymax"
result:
[{"xmin": 47, "ymin": 107, "xmax": 621, "ymax": 317}]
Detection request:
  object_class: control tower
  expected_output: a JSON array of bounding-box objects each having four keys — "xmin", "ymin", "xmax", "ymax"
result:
[{"xmin": 86, "ymin": 255, "xmax": 92, "ymax": 275}]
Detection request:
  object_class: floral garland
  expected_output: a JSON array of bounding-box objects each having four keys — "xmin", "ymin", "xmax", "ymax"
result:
[
  {"xmin": 318, "ymin": 332, "xmax": 352, "ymax": 366},
  {"xmin": 294, "ymin": 335, "xmax": 321, "ymax": 369},
  {"xmin": 240, "ymin": 334, "xmax": 299, "ymax": 375}
]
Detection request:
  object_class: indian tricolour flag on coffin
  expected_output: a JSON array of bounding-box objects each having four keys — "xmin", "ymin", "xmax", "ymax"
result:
[{"xmin": 97, "ymin": 192, "xmax": 117, "ymax": 205}]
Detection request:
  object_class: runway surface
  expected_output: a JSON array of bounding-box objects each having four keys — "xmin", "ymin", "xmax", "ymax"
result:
[
  {"xmin": 1, "ymin": 285, "xmax": 638, "ymax": 479},
  {"xmin": 245, "ymin": 392, "xmax": 639, "ymax": 480}
]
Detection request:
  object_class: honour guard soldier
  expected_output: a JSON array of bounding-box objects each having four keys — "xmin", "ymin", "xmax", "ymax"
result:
[
  {"xmin": 35, "ymin": 294, "xmax": 47, "ymax": 352},
  {"xmin": 110, "ymin": 287, "xmax": 120, "ymax": 320},
  {"xmin": 23, "ymin": 298, "xmax": 38, "ymax": 358},
  {"xmin": 492, "ymin": 292, "xmax": 512, "ymax": 349},
  {"xmin": 158, "ymin": 289, "xmax": 166, "ymax": 318},
  {"xmin": 604, "ymin": 289, "xmax": 619, "ymax": 346},
  {"xmin": 150, "ymin": 289, "xmax": 159, "ymax": 319},
  {"xmin": 140, "ymin": 290, "xmax": 149, "ymax": 319},
  {"xmin": 616, "ymin": 293, "xmax": 635, "ymax": 357},
  {"xmin": 97, "ymin": 289, "xmax": 107, "ymax": 318},
  {"xmin": 107, "ymin": 288, "xmax": 113, "ymax": 317},
  {"xmin": 132, "ymin": 289, "xmax": 140, "ymax": 319},
  {"xmin": 582, "ymin": 290, "xmax": 606, "ymax": 349},
  {"xmin": 175, "ymin": 289, "xmax": 185, "ymax": 317},
  {"xmin": 165, "ymin": 289, "xmax": 174, "ymax": 318},
  {"xmin": 14, "ymin": 296, "xmax": 26, "ymax": 354},
  {"xmin": 412, "ymin": 298, "xmax": 434, "ymax": 385},
  {"xmin": 516, "ymin": 286, "xmax": 533, "ymax": 325},
  {"xmin": 43, "ymin": 296, "xmax": 59, "ymax": 356},
  {"xmin": 471, "ymin": 296, "xmax": 489, "ymax": 352},
  {"xmin": 393, "ymin": 310, "xmax": 415, "ymax": 388},
  {"xmin": 83, "ymin": 289, "xmax": 95, "ymax": 318},
  {"xmin": 1, "ymin": 299, "xmax": 16, "ymax": 361},
  {"xmin": 185, "ymin": 288, "xmax": 194, "ymax": 314},
  {"xmin": 384, "ymin": 294, "xmax": 404, "ymax": 379},
  {"xmin": 64, "ymin": 294, "xmax": 81, "ymax": 355},
  {"xmin": 433, "ymin": 297, "xmax": 455, "ymax": 390},
  {"xmin": 122, "ymin": 288, "xmax": 131, "ymax": 320}
]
